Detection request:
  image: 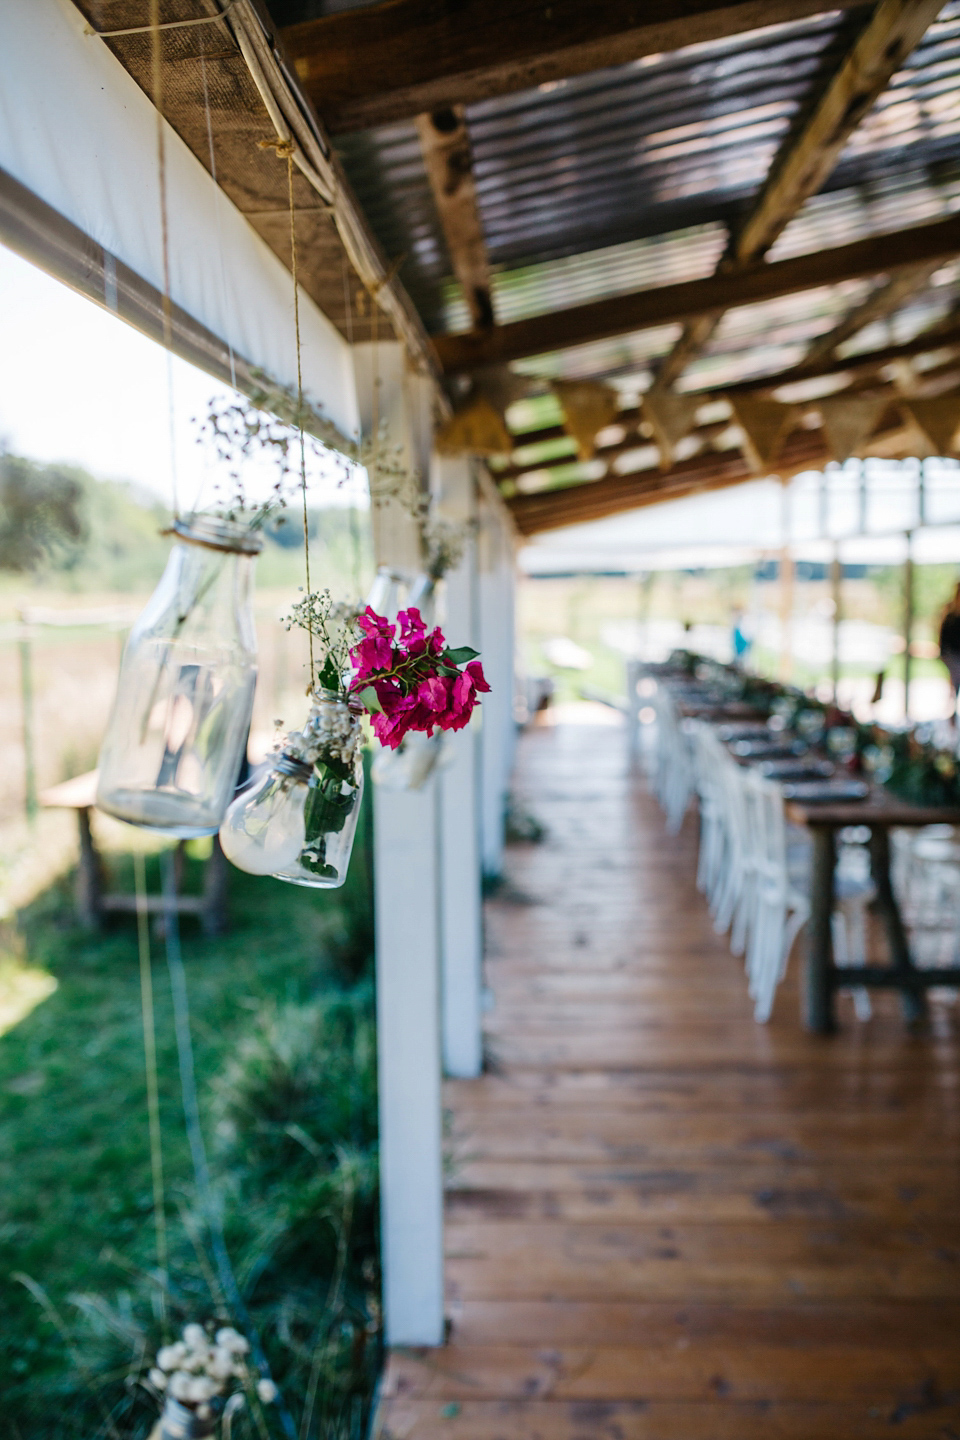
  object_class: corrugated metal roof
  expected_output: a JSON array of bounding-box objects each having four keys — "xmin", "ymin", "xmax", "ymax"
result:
[
  {"xmin": 463, "ymin": 10, "xmax": 868, "ymax": 268},
  {"xmin": 330, "ymin": 1, "xmax": 960, "ymax": 489}
]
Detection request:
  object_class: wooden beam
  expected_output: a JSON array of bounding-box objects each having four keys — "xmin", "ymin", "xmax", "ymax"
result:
[
  {"xmin": 281, "ymin": 0, "xmax": 868, "ymax": 134},
  {"xmin": 739, "ymin": 1, "xmax": 944, "ymax": 263},
  {"xmin": 433, "ymin": 212, "xmax": 960, "ymax": 371},
  {"xmin": 654, "ymin": 0, "xmax": 945, "ymax": 386},
  {"xmin": 796, "ymin": 263, "xmax": 940, "ymax": 366},
  {"xmin": 505, "ymin": 429, "xmax": 832, "ymax": 535},
  {"xmin": 416, "ymin": 106, "xmax": 493, "ymax": 329},
  {"xmin": 717, "ymin": 319, "xmax": 960, "ymax": 397}
]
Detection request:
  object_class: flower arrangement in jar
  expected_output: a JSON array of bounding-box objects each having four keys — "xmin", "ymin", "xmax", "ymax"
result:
[
  {"xmin": 219, "ymin": 592, "xmax": 489, "ymax": 886},
  {"xmin": 144, "ymin": 1322, "xmax": 277, "ymax": 1438}
]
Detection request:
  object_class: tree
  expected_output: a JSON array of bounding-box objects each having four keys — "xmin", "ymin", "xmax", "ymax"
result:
[{"xmin": 0, "ymin": 452, "xmax": 85, "ymax": 571}]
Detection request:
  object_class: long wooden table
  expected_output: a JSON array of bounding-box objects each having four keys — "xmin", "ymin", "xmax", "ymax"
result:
[{"xmin": 785, "ymin": 788, "xmax": 960, "ymax": 1034}]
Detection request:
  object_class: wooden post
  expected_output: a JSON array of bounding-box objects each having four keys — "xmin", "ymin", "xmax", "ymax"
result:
[
  {"xmin": 75, "ymin": 806, "xmax": 103, "ymax": 929},
  {"xmin": 374, "ymin": 781, "xmax": 445, "ymax": 1343},
  {"xmin": 354, "ymin": 340, "xmax": 446, "ymax": 1346},
  {"xmin": 903, "ymin": 530, "xmax": 914, "ymax": 721},
  {"xmin": 804, "ymin": 825, "xmax": 837, "ymax": 1033},
  {"xmin": 830, "ymin": 542, "xmax": 842, "ymax": 702},
  {"xmin": 18, "ymin": 627, "xmax": 37, "ymax": 822},
  {"xmin": 434, "ymin": 455, "xmax": 484, "ymax": 1079}
]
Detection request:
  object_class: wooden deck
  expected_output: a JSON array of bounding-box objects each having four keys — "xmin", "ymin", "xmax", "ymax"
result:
[{"xmin": 376, "ymin": 723, "xmax": 960, "ymax": 1439}]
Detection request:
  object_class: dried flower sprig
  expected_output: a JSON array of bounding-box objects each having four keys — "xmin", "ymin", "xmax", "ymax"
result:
[
  {"xmin": 197, "ymin": 371, "xmax": 420, "ymax": 530},
  {"xmin": 421, "ymin": 513, "xmax": 469, "ymax": 580}
]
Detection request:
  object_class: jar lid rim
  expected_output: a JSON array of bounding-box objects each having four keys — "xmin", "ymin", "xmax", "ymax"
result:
[{"xmin": 168, "ymin": 515, "xmax": 264, "ymax": 554}]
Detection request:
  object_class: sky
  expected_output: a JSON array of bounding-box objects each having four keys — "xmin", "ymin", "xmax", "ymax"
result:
[{"xmin": 0, "ymin": 243, "xmax": 368, "ymax": 513}]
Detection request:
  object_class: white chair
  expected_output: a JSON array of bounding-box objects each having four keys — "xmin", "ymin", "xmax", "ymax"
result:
[
  {"xmin": 651, "ymin": 687, "xmax": 695, "ymax": 834},
  {"xmin": 745, "ymin": 771, "xmax": 812, "ymax": 1024},
  {"xmin": 689, "ymin": 722, "xmax": 727, "ymax": 909}
]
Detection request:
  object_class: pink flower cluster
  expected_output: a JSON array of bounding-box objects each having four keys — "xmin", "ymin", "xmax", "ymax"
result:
[{"xmin": 350, "ymin": 606, "xmax": 490, "ymax": 750}]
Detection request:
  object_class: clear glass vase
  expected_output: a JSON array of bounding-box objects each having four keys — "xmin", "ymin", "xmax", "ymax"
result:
[
  {"xmin": 273, "ymin": 693, "xmax": 365, "ymax": 889},
  {"xmin": 97, "ymin": 516, "xmax": 261, "ymax": 837},
  {"xmin": 364, "ymin": 566, "xmax": 406, "ymax": 622},
  {"xmin": 159, "ymin": 1396, "xmax": 219, "ymax": 1440}
]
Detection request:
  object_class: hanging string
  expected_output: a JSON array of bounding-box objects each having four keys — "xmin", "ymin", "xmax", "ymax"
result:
[
  {"xmin": 160, "ymin": 852, "xmax": 296, "ymax": 1440},
  {"xmin": 134, "ymin": 851, "xmax": 168, "ymax": 1337},
  {"xmin": 149, "ymin": 0, "xmax": 179, "ymax": 519},
  {"xmin": 260, "ymin": 136, "xmax": 315, "ymax": 685}
]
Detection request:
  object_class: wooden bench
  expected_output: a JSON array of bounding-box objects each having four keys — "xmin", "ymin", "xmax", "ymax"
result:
[{"xmin": 40, "ymin": 770, "xmax": 229, "ymax": 935}]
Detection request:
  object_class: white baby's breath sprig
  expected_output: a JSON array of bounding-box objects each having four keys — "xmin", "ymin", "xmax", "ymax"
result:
[{"xmin": 148, "ymin": 1321, "xmax": 277, "ymax": 1423}]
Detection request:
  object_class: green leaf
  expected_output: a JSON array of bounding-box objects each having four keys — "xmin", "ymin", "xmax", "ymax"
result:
[
  {"xmin": 444, "ymin": 646, "xmax": 479, "ymax": 665},
  {"xmin": 356, "ymin": 685, "xmax": 384, "ymax": 714}
]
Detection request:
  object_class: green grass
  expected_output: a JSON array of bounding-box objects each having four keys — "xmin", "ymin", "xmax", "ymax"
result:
[{"xmin": 0, "ymin": 782, "xmax": 379, "ymax": 1439}]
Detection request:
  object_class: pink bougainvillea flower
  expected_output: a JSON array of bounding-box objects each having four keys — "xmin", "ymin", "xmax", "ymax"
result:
[
  {"xmin": 398, "ymin": 607, "xmax": 426, "ymax": 642},
  {"xmin": 353, "ymin": 607, "xmax": 396, "ymax": 676},
  {"xmin": 418, "ymin": 675, "xmax": 449, "ymax": 713},
  {"xmin": 349, "ymin": 608, "xmax": 490, "ymax": 749}
]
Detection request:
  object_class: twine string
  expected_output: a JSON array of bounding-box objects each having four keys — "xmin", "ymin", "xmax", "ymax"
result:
[
  {"xmin": 134, "ymin": 850, "xmax": 168, "ymax": 1337},
  {"xmin": 261, "ymin": 136, "xmax": 315, "ymax": 683},
  {"xmin": 149, "ymin": 0, "xmax": 179, "ymax": 519},
  {"xmin": 160, "ymin": 853, "xmax": 296, "ymax": 1440}
]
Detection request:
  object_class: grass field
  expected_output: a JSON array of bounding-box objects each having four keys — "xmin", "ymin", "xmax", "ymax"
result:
[{"xmin": 0, "ymin": 784, "xmax": 379, "ymax": 1439}]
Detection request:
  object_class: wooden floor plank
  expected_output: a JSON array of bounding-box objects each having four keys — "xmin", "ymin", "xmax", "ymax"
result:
[
  {"xmin": 376, "ymin": 1397, "xmax": 960, "ymax": 1439},
  {"xmin": 375, "ymin": 724, "xmax": 960, "ymax": 1439},
  {"xmin": 384, "ymin": 1342, "xmax": 960, "ymax": 1402}
]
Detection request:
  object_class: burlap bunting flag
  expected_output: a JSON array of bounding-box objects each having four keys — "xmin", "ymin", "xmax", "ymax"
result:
[
  {"xmin": 435, "ymin": 394, "xmax": 512, "ymax": 456},
  {"xmin": 819, "ymin": 393, "xmax": 888, "ymax": 464},
  {"xmin": 902, "ymin": 394, "xmax": 960, "ymax": 457},
  {"xmin": 729, "ymin": 395, "xmax": 797, "ymax": 473},
  {"xmin": 553, "ymin": 380, "xmax": 621, "ymax": 459},
  {"xmin": 642, "ymin": 388, "xmax": 701, "ymax": 470}
]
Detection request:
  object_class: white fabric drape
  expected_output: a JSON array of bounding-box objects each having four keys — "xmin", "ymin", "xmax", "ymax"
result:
[{"xmin": 0, "ymin": 0, "xmax": 358, "ymax": 438}]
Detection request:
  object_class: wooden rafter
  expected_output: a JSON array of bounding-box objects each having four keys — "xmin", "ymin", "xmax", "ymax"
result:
[
  {"xmin": 796, "ymin": 263, "xmax": 940, "ymax": 366},
  {"xmin": 433, "ymin": 212, "xmax": 960, "ymax": 372},
  {"xmin": 506, "ymin": 429, "xmax": 834, "ymax": 535},
  {"xmin": 655, "ymin": 0, "xmax": 945, "ymax": 387},
  {"xmin": 719, "ymin": 318, "xmax": 960, "ymax": 397},
  {"xmin": 415, "ymin": 106, "xmax": 493, "ymax": 329},
  {"xmin": 279, "ymin": 0, "xmax": 868, "ymax": 135}
]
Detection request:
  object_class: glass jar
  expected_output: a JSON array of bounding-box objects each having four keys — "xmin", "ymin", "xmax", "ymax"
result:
[
  {"xmin": 405, "ymin": 572, "xmax": 436, "ymax": 621},
  {"xmin": 97, "ymin": 516, "xmax": 261, "ymax": 837},
  {"xmin": 158, "ymin": 1396, "xmax": 218, "ymax": 1440},
  {"xmin": 273, "ymin": 693, "xmax": 365, "ymax": 889},
  {"xmin": 372, "ymin": 728, "xmax": 444, "ymax": 792},
  {"xmin": 364, "ymin": 566, "xmax": 406, "ymax": 622}
]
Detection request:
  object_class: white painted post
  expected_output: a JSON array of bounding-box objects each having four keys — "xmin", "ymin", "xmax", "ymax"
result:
[
  {"xmin": 477, "ymin": 478, "xmax": 518, "ymax": 880},
  {"xmin": 373, "ymin": 783, "xmax": 444, "ymax": 1343},
  {"xmin": 353, "ymin": 341, "xmax": 445, "ymax": 1346},
  {"xmin": 433, "ymin": 454, "xmax": 483, "ymax": 1078}
]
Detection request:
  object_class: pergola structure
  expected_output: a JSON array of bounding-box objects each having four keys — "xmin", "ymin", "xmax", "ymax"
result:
[{"xmin": 3, "ymin": 0, "xmax": 960, "ymax": 1377}]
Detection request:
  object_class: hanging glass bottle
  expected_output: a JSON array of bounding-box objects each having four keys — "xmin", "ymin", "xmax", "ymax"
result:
[
  {"xmin": 220, "ymin": 691, "xmax": 364, "ymax": 889},
  {"xmin": 97, "ymin": 516, "xmax": 261, "ymax": 837},
  {"xmin": 364, "ymin": 565, "xmax": 406, "ymax": 622},
  {"xmin": 405, "ymin": 572, "xmax": 436, "ymax": 620}
]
